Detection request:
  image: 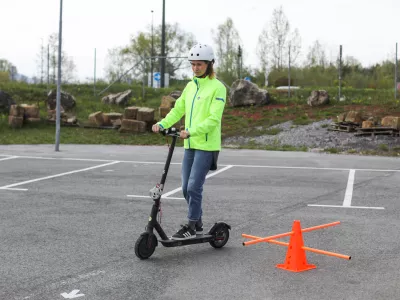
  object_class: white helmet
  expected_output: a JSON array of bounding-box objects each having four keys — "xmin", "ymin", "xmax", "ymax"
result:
[{"xmin": 188, "ymin": 43, "xmax": 215, "ymax": 62}]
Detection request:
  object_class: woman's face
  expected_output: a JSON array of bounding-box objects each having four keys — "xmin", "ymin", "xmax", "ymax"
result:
[{"xmin": 190, "ymin": 60, "xmax": 208, "ymax": 77}]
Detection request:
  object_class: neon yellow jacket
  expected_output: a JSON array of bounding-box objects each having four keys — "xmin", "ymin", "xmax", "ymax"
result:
[{"xmin": 158, "ymin": 75, "xmax": 226, "ymax": 151}]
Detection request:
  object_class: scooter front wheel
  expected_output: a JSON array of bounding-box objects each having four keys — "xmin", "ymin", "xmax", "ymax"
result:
[
  {"xmin": 209, "ymin": 225, "xmax": 230, "ymax": 249},
  {"xmin": 135, "ymin": 232, "xmax": 158, "ymax": 259}
]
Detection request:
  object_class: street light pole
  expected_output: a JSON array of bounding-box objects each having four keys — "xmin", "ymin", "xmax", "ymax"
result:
[
  {"xmin": 94, "ymin": 48, "xmax": 96, "ymax": 96},
  {"xmin": 338, "ymin": 45, "xmax": 342, "ymax": 101},
  {"xmin": 288, "ymin": 44, "xmax": 291, "ymax": 98},
  {"xmin": 55, "ymin": 0, "xmax": 63, "ymax": 151},
  {"xmin": 395, "ymin": 42, "xmax": 398, "ymax": 99},
  {"xmin": 160, "ymin": 0, "xmax": 166, "ymax": 88},
  {"xmin": 151, "ymin": 10, "xmax": 154, "ymax": 88}
]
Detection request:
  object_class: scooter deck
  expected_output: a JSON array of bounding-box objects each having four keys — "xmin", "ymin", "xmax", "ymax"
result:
[{"xmin": 159, "ymin": 234, "xmax": 213, "ymax": 247}]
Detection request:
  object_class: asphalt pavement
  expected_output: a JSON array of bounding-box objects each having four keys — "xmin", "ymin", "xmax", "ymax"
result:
[{"xmin": 0, "ymin": 144, "xmax": 399, "ymax": 300}]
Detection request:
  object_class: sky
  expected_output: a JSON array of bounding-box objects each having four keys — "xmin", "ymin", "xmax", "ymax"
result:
[{"xmin": 1, "ymin": 0, "xmax": 399, "ymax": 82}]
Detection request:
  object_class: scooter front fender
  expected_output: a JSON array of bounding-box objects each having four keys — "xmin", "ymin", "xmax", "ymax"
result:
[{"xmin": 208, "ymin": 222, "xmax": 231, "ymax": 235}]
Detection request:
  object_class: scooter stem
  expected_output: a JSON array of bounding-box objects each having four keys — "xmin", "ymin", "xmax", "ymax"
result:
[
  {"xmin": 159, "ymin": 134, "xmax": 177, "ymax": 186},
  {"xmin": 146, "ymin": 133, "xmax": 178, "ymax": 240}
]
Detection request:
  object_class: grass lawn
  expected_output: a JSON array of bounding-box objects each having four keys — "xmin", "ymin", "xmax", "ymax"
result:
[{"xmin": 2, "ymin": 83, "xmax": 400, "ymax": 156}]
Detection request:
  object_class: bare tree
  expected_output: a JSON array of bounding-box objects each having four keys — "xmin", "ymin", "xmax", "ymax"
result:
[
  {"xmin": 212, "ymin": 17, "xmax": 242, "ymax": 80},
  {"xmin": 46, "ymin": 33, "xmax": 76, "ymax": 84},
  {"xmin": 256, "ymin": 27, "xmax": 269, "ymax": 72},
  {"xmin": 270, "ymin": 6, "xmax": 290, "ymax": 70},
  {"xmin": 35, "ymin": 39, "xmax": 46, "ymax": 84},
  {"xmin": 287, "ymin": 28, "xmax": 301, "ymax": 66},
  {"xmin": 48, "ymin": 33, "xmax": 58, "ymax": 83},
  {"xmin": 306, "ymin": 40, "xmax": 327, "ymax": 67},
  {"xmin": 104, "ymin": 47, "xmax": 133, "ymax": 83},
  {"xmin": 61, "ymin": 55, "xmax": 77, "ymax": 83},
  {"xmin": 256, "ymin": 6, "xmax": 301, "ymax": 70}
]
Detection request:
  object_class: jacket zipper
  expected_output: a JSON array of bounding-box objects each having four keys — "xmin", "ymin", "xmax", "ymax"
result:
[
  {"xmin": 188, "ymin": 79, "xmax": 200, "ymax": 149},
  {"xmin": 205, "ymin": 133, "xmax": 208, "ymax": 141}
]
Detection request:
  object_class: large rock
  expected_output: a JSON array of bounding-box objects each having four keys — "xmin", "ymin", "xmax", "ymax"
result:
[
  {"xmin": 21, "ymin": 104, "xmax": 40, "ymax": 119},
  {"xmin": 46, "ymin": 90, "xmax": 76, "ymax": 111},
  {"xmin": 103, "ymin": 113, "xmax": 122, "ymax": 126},
  {"xmin": 88, "ymin": 111, "xmax": 105, "ymax": 126},
  {"xmin": 229, "ymin": 79, "xmax": 270, "ymax": 107},
  {"xmin": 9, "ymin": 105, "xmax": 24, "ymax": 117},
  {"xmin": 0, "ymin": 90, "xmax": 16, "ymax": 114},
  {"xmin": 118, "ymin": 119, "xmax": 146, "ymax": 133},
  {"xmin": 307, "ymin": 90, "xmax": 329, "ymax": 107},
  {"xmin": 159, "ymin": 107, "xmax": 170, "ymax": 118},
  {"xmin": 169, "ymin": 90, "xmax": 182, "ymax": 100},
  {"xmin": 47, "ymin": 110, "xmax": 69, "ymax": 123},
  {"xmin": 137, "ymin": 107, "xmax": 155, "ymax": 122},
  {"xmin": 102, "ymin": 90, "xmax": 132, "ymax": 106},
  {"xmin": 345, "ymin": 111, "xmax": 363, "ymax": 124},
  {"xmin": 124, "ymin": 106, "xmax": 139, "ymax": 120},
  {"xmin": 381, "ymin": 116, "xmax": 400, "ymax": 129},
  {"xmin": 362, "ymin": 121, "xmax": 374, "ymax": 128},
  {"xmin": 337, "ymin": 113, "xmax": 347, "ymax": 123},
  {"xmin": 160, "ymin": 96, "xmax": 176, "ymax": 108}
]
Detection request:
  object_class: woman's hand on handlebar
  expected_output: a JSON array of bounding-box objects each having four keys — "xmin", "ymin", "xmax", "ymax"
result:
[
  {"xmin": 152, "ymin": 124, "xmax": 161, "ymax": 133},
  {"xmin": 180, "ymin": 130, "xmax": 190, "ymax": 139},
  {"xmin": 152, "ymin": 125, "xmax": 189, "ymax": 138}
]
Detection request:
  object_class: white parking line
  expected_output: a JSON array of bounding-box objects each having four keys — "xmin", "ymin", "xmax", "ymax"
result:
[
  {"xmin": 233, "ymin": 164, "xmax": 400, "ymax": 173},
  {"xmin": 0, "ymin": 161, "xmax": 120, "ymax": 190},
  {"xmin": 127, "ymin": 165, "xmax": 234, "ymax": 200},
  {"xmin": 0, "ymin": 156, "xmax": 18, "ymax": 161},
  {"xmin": 343, "ymin": 169, "xmax": 355, "ymax": 207},
  {"xmin": 308, "ymin": 204, "xmax": 385, "ymax": 210},
  {"xmin": 307, "ymin": 169, "xmax": 386, "ymax": 210},
  {"xmin": 0, "ymin": 188, "xmax": 28, "ymax": 191},
  {"xmin": 0, "ymin": 154, "xmax": 400, "ymax": 172},
  {"xmin": 0, "ymin": 153, "xmax": 395, "ymax": 209},
  {"xmin": 162, "ymin": 165, "xmax": 234, "ymax": 198},
  {"xmin": 0, "ymin": 155, "xmax": 175, "ymax": 165}
]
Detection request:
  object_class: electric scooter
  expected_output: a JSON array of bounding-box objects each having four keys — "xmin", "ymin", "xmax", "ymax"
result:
[{"xmin": 134, "ymin": 127, "xmax": 231, "ymax": 259}]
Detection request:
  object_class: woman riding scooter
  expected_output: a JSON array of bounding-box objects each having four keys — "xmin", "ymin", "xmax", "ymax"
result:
[{"xmin": 152, "ymin": 43, "xmax": 227, "ymax": 240}]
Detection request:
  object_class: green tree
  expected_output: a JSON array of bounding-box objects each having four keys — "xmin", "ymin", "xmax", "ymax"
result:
[
  {"xmin": 0, "ymin": 59, "xmax": 17, "ymax": 81},
  {"xmin": 0, "ymin": 59, "xmax": 15, "ymax": 72},
  {"xmin": 212, "ymin": 17, "xmax": 242, "ymax": 84},
  {"xmin": 0, "ymin": 71, "xmax": 10, "ymax": 83},
  {"xmin": 108, "ymin": 22, "xmax": 195, "ymax": 83}
]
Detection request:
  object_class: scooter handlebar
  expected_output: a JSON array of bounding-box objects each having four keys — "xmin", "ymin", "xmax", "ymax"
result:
[{"xmin": 160, "ymin": 127, "xmax": 181, "ymax": 137}]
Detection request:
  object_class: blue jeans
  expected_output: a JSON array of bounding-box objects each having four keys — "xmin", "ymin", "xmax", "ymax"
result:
[{"xmin": 181, "ymin": 149, "xmax": 213, "ymax": 224}]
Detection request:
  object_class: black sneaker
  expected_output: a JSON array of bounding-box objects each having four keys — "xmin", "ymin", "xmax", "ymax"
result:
[
  {"xmin": 171, "ymin": 225, "xmax": 196, "ymax": 240},
  {"xmin": 195, "ymin": 224, "xmax": 203, "ymax": 235}
]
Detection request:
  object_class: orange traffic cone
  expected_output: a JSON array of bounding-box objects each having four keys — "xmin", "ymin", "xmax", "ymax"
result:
[{"xmin": 276, "ymin": 220, "xmax": 316, "ymax": 272}]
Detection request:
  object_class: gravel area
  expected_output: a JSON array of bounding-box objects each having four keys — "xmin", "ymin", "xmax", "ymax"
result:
[{"xmin": 222, "ymin": 119, "xmax": 400, "ymax": 152}]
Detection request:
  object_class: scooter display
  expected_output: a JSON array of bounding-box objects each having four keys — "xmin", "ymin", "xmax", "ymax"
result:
[{"xmin": 134, "ymin": 127, "xmax": 231, "ymax": 259}]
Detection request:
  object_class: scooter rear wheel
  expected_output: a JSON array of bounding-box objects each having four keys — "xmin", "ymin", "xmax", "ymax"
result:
[
  {"xmin": 135, "ymin": 232, "xmax": 157, "ymax": 259},
  {"xmin": 209, "ymin": 226, "xmax": 230, "ymax": 249}
]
